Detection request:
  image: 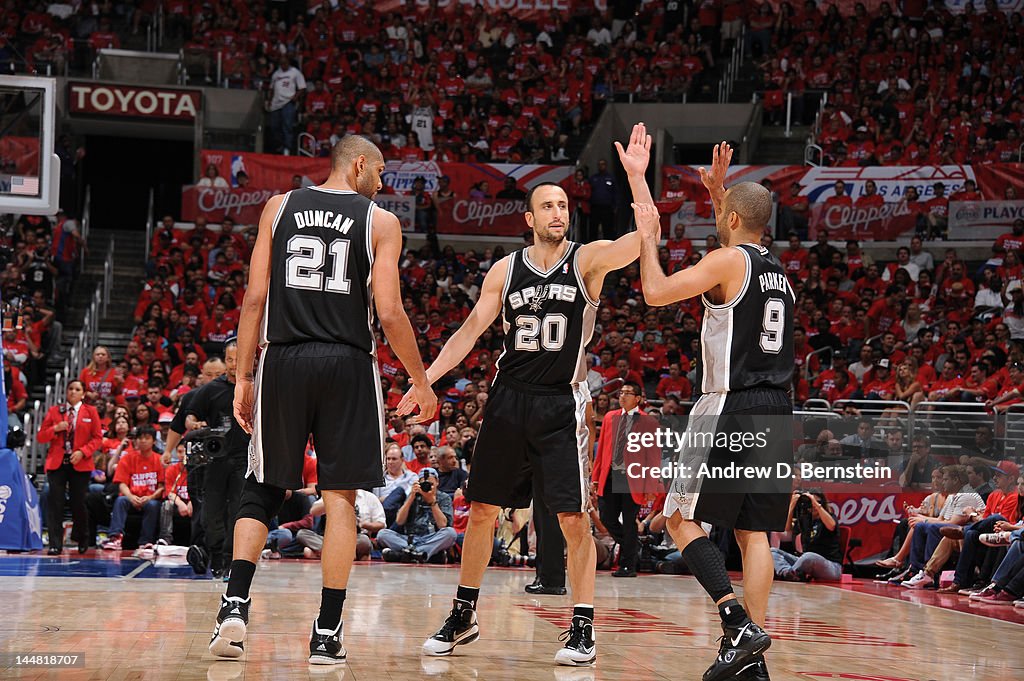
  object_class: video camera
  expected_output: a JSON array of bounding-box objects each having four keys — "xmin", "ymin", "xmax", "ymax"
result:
[{"xmin": 182, "ymin": 426, "xmax": 230, "ymax": 466}]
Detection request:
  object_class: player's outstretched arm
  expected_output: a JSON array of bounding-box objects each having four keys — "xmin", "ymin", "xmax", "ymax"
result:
[
  {"xmin": 615, "ymin": 121, "xmax": 654, "ymax": 205},
  {"xmin": 633, "ymin": 202, "xmax": 743, "ymax": 307},
  {"xmin": 578, "ymin": 122, "xmax": 653, "ymax": 281},
  {"xmin": 699, "ymin": 141, "xmax": 733, "ymax": 218},
  {"xmin": 422, "ymin": 257, "xmax": 509, "ymax": 386},
  {"xmin": 233, "ymin": 192, "xmax": 284, "ymax": 434},
  {"xmin": 371, "ymin": 209, "xmax": 436, "ymax": 423}
]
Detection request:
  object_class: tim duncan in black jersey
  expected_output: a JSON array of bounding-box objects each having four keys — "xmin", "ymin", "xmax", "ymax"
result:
[
  {"xmin": 214, "ymin": 135, "xmax": 436, "ymax": 664},
  {"xmin": 634, "ymin": 143, "xmax": 795, "ymax": 681},
  {"xmin": 408, "ymin": 123, "xmax": 656, "ymax": 667}
]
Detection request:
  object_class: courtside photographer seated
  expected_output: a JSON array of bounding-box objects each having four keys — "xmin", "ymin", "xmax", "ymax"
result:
[
  {"xmin": 377, "ymin": 467, "xmax": 456, "ymax": 563},
  {"xmin": 771, "ymin": 489, "xmax": 842, "ymax": 582}
]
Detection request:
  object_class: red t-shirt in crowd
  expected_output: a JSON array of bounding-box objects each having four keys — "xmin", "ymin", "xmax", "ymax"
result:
[{"xmin": 114, "ymin": 450, "xmax": 165, "ymax": 497}]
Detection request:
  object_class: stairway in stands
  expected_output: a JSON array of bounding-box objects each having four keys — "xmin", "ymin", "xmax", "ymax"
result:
[{"xmin": 35, "ymin": 228, "xmax": 147, "ymax": 404}]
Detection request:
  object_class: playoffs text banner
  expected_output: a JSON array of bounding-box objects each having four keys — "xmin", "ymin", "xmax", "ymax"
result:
[{"xmin": 949, "ymin": 201, "xmax": 1024, "ymax": 241}]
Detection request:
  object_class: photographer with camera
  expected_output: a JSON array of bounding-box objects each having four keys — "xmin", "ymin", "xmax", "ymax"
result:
[
  {"xmin": 770, "ymin": 489, "xmax": 843, "ymax": 582},
  {"xmin": 165, "ymin": 347, "xmax": 247, "ymax": 577},
  {"xmin": 376, "ymin": 467, "xmax": 456, "ymax": 562}
]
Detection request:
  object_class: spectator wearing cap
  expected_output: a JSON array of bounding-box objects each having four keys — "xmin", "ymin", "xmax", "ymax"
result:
[
  {"xmin": 377, "ymin": 467, "xmax": 456, "ymax": 562},
  {"xmin": 861, "ymin": 359, "xmax": 896, "ymax": 400},
  {"xmin": 936, "ymin": 461, "xmax": 1021, "ymax": 594},
  {"xmin": 1001, "ymin": 280, "xmax": 1024, "ymax": 340},
  {"xmin": 268, "ymin": 54, "xmax": 306, "ymax": 155}
]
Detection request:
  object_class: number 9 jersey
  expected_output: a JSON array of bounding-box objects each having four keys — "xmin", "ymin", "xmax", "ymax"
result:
[
  {"xmin": 263, "ymin": 187, "xmax": 376, "ymax": 353},
  {"xmin": 495, "ymin": 242, "xmax": 598, "ymax": 387},
  {"xmin": 696, "ymin": 242, "xmax": 795, "ymax": 395}
]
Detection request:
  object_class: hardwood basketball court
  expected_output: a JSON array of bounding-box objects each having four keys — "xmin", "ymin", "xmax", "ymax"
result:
[{"xmin": 1, "ymin": 554, "xmax": 1021, "ymax": 680}]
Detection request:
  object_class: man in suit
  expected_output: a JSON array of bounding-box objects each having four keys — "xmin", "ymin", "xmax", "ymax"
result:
[{"xmin": 592, "ymin": 382, "xmax": 660, "ymax": 577}]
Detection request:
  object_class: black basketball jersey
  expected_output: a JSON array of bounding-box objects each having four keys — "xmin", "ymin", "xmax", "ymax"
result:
[
  {"xmin": 696, "ymin": 242, "xmax": 795, "ymax": 394},
  {"xmin": 495, "ymin": 242, "xmax": 598, "ymax": 386},
  {"xmin": 263, "ymin": 187, "xmax": 375, "ymax": 354}
]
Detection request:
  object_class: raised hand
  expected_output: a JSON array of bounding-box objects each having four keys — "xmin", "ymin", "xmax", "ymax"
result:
[
  {"xmin": 632, "ymin": 202, "xmax": 661, "ymax": 240},
  {"xmin": 698, "ymin": 141, "xmax": 734, "ymax": 194},
  {"xmin": 614, "ymin": 122, "xmax": 652, "ymax": 177}
]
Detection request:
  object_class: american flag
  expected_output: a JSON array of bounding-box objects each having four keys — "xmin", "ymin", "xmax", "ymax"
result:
[{"xmin": 11, "ymin": 176, "xmax": 39, "ymax": 195}]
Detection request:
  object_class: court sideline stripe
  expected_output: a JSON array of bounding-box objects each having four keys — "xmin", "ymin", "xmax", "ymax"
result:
[
  {"xmin": 822, "ymin": 582, "xmax": 1024, "ymax": 626},
  {"xmin": 122, "ymin": 561, "xmax": 152, "ymax": 579}
]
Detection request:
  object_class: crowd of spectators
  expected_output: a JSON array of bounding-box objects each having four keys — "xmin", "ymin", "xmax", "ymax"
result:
[
  {"xmin": 2, "ymin": 2, "xmax": 736, "ymax": 161},
  {"xmin": 1, "ymin": 210, "xmax": 78, "ymax": 429},
  {"xmin": 748, "ymin": 1, "xmax": 1024, "ymax": 165}
]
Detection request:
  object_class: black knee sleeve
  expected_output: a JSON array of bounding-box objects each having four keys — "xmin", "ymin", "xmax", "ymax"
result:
[
  {"xmin": 681, "ymin": 536, "xmax": 735, "ymax": 602},
  {"xmin": 235, "ymin": 478, "xmax": 287, "ymax": 528}
]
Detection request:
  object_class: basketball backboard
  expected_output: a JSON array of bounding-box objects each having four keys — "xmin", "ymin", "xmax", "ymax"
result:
[{"xmin": 0, "ymin": 75, "xmax": 59, "ymax": 215}]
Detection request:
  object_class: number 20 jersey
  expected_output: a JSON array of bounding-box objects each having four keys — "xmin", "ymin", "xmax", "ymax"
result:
[
  {"xmin": 696, "ymin": 242, "xmax": 795, "ymax": 394},
  {"xmin": 495, "ymin": 242, "xmax": 598, "ymax": 386},
  {"xmin": 263, "ymin": 187, "xmax": 375, "ymax": 353}
]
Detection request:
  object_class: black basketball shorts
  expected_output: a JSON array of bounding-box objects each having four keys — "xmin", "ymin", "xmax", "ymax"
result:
[
  {"xmin": 466, "ymin": 374, "xmax": 591, "ymax": 514},
  {"xmin": 664, "ymin": 387, "xmax": 793, "ymax": 531},
  {"xmin": 247, "ymin": 341, "xmax": 385, "ymax": 491}
]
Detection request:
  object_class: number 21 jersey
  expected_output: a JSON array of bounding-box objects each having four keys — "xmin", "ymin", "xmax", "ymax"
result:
[
  {"xmin": 496, "ymin": 242, "xmax": 598, "ymax": 386},
  {"xmin": 696, "ymin": 242, "xmax": 795, "ymax": 394},
  {"xmin": 264, "ymin": 187, "xmax": 375, "ymax": 354}
]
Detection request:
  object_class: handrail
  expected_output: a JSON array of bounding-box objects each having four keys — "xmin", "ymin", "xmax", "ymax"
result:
[
  {"xmin": 717, "ymin": 26, "xmax": 746, "ymax": 103},
  {"xmin": 800, "ymin": 399, "xmax": 832, "ymax": 412},
  {"xmin": 80, "ymin": 186, "xmax": 91, "ymax": 268},
  {"xmin": 804, "ymin": 143, "xmax": 823, "ymax": 167},
  {"xmin": 145, "ymin": 187, "xmax": 155, "ymax": 260},
  {"xmin": 20, "ymin": 411, "xmax": 32, "ymax": 471},
  {"xmin": 804, "ymin": 346, "xmax": 833, "ymax": 381},
  {"xmin": 298, "ymin": 132, "xmax": 316, "ymax": 157},
  {"xmin": 103, "ymin": 238, "xmax": 114, "ymax": 318}
]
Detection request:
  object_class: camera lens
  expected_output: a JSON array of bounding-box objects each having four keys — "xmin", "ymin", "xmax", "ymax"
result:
[
  {"xmin": 207, "ymin": 439, "xmax": 222, "ymax": 454},
  {"xmin": 420, "ymin": 480, "xmax": 433, "ymax": 492}
]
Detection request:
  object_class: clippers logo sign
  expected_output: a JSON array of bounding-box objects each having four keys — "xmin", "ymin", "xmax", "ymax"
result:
[
  {"xmin": 381, "ymin": 161, "xmax": 443, "ymax": 193},
  {"xmin": 69, "ymin": 82, "xmax": 201, "ymax": 121}
]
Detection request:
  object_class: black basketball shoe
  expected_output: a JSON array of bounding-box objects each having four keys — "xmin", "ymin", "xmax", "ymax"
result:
[
  {"xmin": 308, "ymin": 619, "xmax": 346, "ymax": 664},
  {"xmin": 702, "ymin": 620, "xmax": 771, "ymax": 681},
  {"xmin": 735, "ymin": 656, "xmax": 771, "ymax": 680},
  {"xmin": 554, "ymin": 615, "xmax": 596, "ymax": 666},
  {"xmin": 422, "ymin": 599, "xmax": 479, "ymax": 656},
  {"xmin": 187, "ymin": 544, "xmax": 210, "ymax": 575},
  {"xmin": 209, "ymin": 595, "xmax": 250, "ymax": 659}
]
